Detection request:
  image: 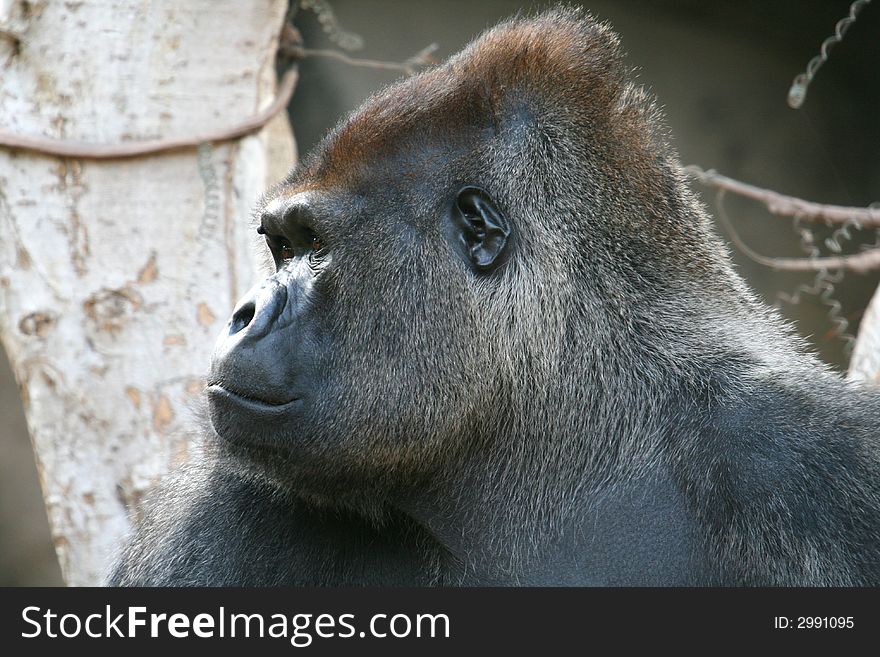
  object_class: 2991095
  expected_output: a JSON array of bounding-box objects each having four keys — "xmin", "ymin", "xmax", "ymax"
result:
[{"xmin": 773, "ymin": 617, "xmax": 854, "ymax": 629}]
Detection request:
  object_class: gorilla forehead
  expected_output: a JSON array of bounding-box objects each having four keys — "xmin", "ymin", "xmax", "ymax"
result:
[{"xmin": 285, "ymin": 8, "xmax": 627, "ymax": 195}]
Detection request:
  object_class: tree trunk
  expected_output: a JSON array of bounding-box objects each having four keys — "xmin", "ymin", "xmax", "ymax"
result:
[
  {"xmin": 849, "ymin": 285, "xmax": 880, "ymax": 382},
  {"xmin": 0, "ymin": 0, "xmax": 295, "ymax": 585}
]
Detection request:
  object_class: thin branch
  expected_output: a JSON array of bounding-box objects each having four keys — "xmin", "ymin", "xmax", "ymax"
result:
[
  {"xmin": 714, "ymin": 189, "xmax": 880, "ymax": 273},
  {"xmin": 284, "ymin": 43, "xmax": 438, "ymax": 75},
  {"xmin": 685, "ymin": 165, "xmax": 880, "ymax": 226},
  {"xmin": 0, "ymin": 68, "xmax": 298, "ymax": 160}
]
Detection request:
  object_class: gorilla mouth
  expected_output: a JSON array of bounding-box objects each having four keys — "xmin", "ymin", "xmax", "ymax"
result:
[{"xmin": 206, "ymin": 385, "xmax": 301, "ymax": 412}]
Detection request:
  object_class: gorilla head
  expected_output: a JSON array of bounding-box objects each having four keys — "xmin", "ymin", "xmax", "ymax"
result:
[{"xmin": 208, "ymin": 10, "xmax": 711, "ymax": 499}]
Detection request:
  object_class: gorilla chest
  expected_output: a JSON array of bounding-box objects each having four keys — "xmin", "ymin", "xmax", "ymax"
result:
[
  {"xmin": 451, "ymin": 470, "xmax": 708, "ymax": 586},
  {"xmin": 552, "ymin": 472, "xmax": 707, "ymax": 586}
]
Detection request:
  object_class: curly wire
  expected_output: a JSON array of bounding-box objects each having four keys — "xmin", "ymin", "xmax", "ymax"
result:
[{"xmin": 787, "ymin": 0, "xmax": 872, "ymax": 108}]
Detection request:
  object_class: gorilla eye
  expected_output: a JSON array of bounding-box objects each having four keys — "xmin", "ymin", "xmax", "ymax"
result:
[{"xmin": 257, "ymin": 225, "xmax": 325, "ymax": 269}]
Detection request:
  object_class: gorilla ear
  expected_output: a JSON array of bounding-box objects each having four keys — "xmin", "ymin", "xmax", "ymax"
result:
[{"xmin": 450, "ymin": 187, "xmax": 511, "ymax": 272}]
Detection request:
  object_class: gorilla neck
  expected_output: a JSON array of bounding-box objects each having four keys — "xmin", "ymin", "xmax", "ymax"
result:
[
  {"xmin": 397, "ymin": 427, "xmax": 706, "ymax": 585},
  {"xmin": 395, "ymin": 374, "xmax": 707, "ymax": 584}
]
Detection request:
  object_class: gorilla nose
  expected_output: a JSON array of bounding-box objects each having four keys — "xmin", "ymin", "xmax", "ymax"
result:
[
  {"xmin": 225, "ymin": 280, "xmax": 288, "ymax": 340},
  {"xmin": 210, "ymin": 277, "xmax": 298, "ymax": 406},
  {"xmin": 229, "ymin": 301, "xmax": 256, "ymax": 335}
]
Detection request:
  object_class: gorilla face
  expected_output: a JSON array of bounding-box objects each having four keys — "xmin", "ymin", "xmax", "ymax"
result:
[
  {"xmin": 206, "ymin": 129, "xmax": 512, "ymax": 493},
  {"xmin": 207, "ymin": 193, "xmax": 330, "ymax": 449}
]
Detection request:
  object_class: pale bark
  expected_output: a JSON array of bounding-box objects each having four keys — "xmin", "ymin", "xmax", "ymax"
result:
[
  {"xmin": 849, "ymin": 285, "xmax": 880, "ymax": 382},
  {"xmin": 0, "ymin": 0, "xmax": 295, "ymax": 585}
]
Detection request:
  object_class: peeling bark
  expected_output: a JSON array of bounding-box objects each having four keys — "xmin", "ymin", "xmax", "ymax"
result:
[{"xmin": 0, "ymin": 0, "xmax": 295, "ymax": 585}]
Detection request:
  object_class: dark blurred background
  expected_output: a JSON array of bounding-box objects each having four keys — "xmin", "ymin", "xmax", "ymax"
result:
[{"xmin": 2, "ymin": 0, "xmax": 877, "ymax": 584}]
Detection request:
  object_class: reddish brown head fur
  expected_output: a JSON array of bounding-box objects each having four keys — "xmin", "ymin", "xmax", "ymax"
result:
[{"xmin": 289, "ymin": 7, "xmax": 633, "ymax": 195}]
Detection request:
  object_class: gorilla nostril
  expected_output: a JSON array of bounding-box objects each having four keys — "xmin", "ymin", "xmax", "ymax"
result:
[{"xmin": 229, "ymin": 302, "xmax": 256, "ymax": 335}]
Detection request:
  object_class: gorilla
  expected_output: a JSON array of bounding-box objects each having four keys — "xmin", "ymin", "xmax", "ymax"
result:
[{"xmin": 112, "ymin": 8, "xmax": 880, "ymax": 586}]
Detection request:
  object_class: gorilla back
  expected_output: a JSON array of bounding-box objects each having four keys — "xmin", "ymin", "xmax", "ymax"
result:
[{"xmin": 112, "ymin": 8, "xmax": 880, "ymax": 586}]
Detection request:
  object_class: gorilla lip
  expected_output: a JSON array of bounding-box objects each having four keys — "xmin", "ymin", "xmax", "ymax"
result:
[{"xmin": 206, "ymin": 384, "xmax": 301, "ymax": 412}]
